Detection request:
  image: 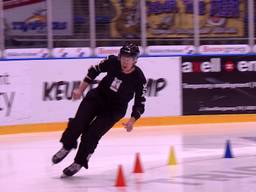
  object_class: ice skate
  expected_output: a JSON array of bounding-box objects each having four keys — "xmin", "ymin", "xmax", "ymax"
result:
[
  {"xmin": 52, "ymin": 147, "xmax": 71, "ymax": 164},
  {"xmin": 62, "ymin": 162, "xmax": 82, "ymax": 177}
]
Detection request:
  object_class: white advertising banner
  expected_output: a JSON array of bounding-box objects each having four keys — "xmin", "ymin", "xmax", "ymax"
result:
[
  {"xmin": 4, "ymin": 0, "xmax": 73, "ymax": 36},
  {"xmin": 0, "ymin": 57, "xmax": 181, "ymax": 126},
  {"xmin": 199, "ymin": 45, "xmax": 250, "ymax": 54},
  {"xmin": 52, "ymin": 48, "xmax": 92, "ymax": 58},
  {"xmin": 133, "ymin": 57, "xmax": 181, "ymax": 117},
  {"xmin": 0, "ymin": 61, "xmax": 32, "ymax": 124},
  {"xmin": 95, "ymin": 46, "xmax": 144, "ymax": 57},
  {"xmin": 4, "ymin": 48, "xmax": 49, "ymax": 59},
  {"xmin": 95, "ymin": 47, "xmax": 122, "ymax": 57},
  {"xmin": 146, "ymin": 45, "xmax": 195, "ymax": 55}
]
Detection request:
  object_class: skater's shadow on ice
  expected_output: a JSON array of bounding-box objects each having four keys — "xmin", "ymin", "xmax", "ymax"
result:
[{"xmin": 52, "ymin": 174, "xmax": 114, "ymax": 188}]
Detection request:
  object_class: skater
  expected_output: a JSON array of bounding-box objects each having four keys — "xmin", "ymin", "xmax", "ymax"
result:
[{"xmin": 52, "ymin": 42, "xmax": 147, "ymax": 177}]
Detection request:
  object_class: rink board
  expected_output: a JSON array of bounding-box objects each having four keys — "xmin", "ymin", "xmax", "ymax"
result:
[{"xmin": 1, "ymin": 55, "xmax": 256, "ymax": 134}]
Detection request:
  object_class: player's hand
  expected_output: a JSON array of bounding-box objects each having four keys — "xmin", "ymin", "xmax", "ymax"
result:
[
  {"xmin": 72, "ymin": 88, "xmax": 83, "ymax": 100},
  {"xmin": 123, "ymin": 117, "xmax": 136, "ymax": 132},
  {"xmin": 72, "ymin": 81, "xmax": 88, "ymax": 100}
]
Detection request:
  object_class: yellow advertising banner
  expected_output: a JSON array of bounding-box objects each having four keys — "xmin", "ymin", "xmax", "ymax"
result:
[{"xmin": 110, "ymin": 0, "xmax": 245, "ymax": 38}]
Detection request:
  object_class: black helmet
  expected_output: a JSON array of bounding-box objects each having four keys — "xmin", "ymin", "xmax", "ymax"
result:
[{"xmin": 119, "ymin": 42, "xmax": 140, "ymax": 58}]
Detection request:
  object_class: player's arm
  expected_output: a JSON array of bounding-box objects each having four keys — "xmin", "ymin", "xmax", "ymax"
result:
[
  {"xmin": 83, "ymin": 55, "xmax": 113, "ymax": 84},
  {"xmin": 124, "ymin": 75, "xmax": 147, "ymax": 132},
  {"xmin": 72, "ymin": 56, "xmax": 113, "ymax": 100},
  {"xmin": 131, "ymin": 79, "xmax": 147, "ymax": 120}
]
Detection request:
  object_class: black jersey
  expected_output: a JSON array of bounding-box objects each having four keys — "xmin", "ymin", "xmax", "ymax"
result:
[{"xmin": 83, "ymin": 55, "xmax": 146, "ymax": 120}]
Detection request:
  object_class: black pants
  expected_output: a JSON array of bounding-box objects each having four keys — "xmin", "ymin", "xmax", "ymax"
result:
[{"xmin": 60, "ymin": 89, "xmax": 126, "ymax": 167}]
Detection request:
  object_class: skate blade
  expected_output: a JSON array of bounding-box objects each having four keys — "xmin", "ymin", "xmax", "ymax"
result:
[{"xmin": 60, "ymin": 173, "xmax": 70, "ymax": 178}]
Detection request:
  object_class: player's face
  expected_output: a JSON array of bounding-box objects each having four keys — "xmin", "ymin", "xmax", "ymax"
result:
[{"xmin": 120, "ymin": 56, "xmax": 137, "ymax": 74}]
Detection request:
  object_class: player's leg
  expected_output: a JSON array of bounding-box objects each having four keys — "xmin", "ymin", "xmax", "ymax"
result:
[
  {"xmin": 62, "ymin": 108, "xmax": 125, "ymax": 176},
  {"xmin": 60, "ymin": 97, "xmax": 98, "ymax": 149},
  {"xmin": 52, "ymin": 90, "xmax": 101, "ymax": 164}
]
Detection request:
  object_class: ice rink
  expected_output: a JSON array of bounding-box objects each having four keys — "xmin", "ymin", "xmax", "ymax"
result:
[{"xmin": 1, "ymin": 122, "xmax": 256, "ymax": 192}]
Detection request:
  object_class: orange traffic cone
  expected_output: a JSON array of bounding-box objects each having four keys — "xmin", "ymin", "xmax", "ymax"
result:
[
  {"xmin": 115, "ymin": 165, "xmax": 126, "ymax": 187},
  {"xmin": 133, "ymin": 153, "xmax": 144, "ymax": 173}
]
